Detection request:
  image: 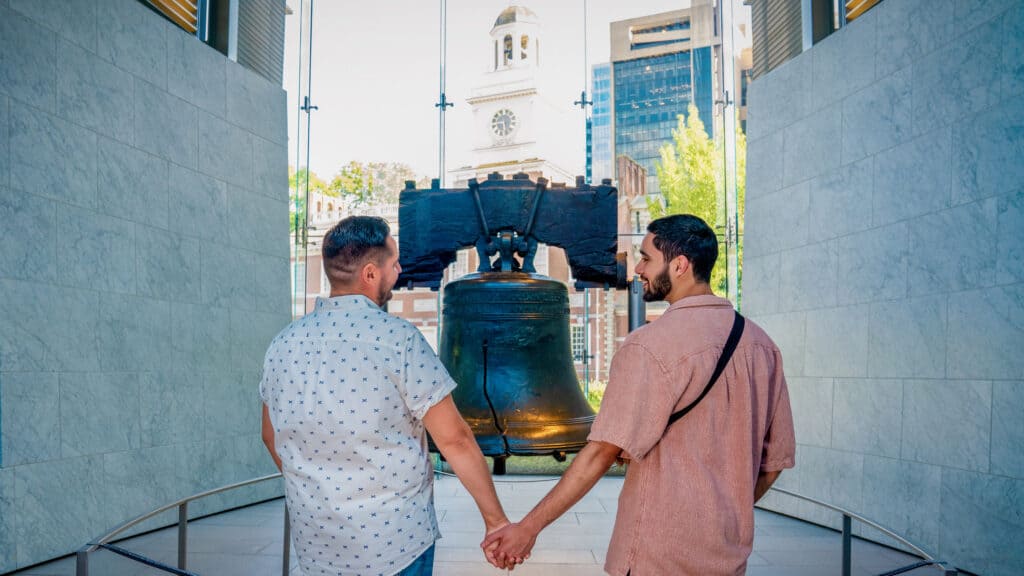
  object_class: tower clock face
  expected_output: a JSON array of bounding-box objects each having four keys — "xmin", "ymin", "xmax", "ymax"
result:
[{"xmin": 491, "ymin": 109, "xmax": 517, "ymax": 138}]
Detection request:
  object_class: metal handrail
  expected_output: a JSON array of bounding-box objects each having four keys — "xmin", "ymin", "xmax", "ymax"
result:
[
  {"xmin": 75, "ymin": 473, "xmax": 287, "ymax": 576},
  {"xmin": 73, "ymin": 472, "xmax": 957, "ymax": 576},
  {"xmin": 762, "ymin": 487, "xmax": 957, "ymax": 576}
]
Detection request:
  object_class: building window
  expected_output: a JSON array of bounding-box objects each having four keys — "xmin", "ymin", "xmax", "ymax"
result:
[
  {"xmin": 520, "ymin": 34, "xmax": 529, "ymax": 60},
  {"xmin": 571, "ymin": 325, "xmax": 586, "ymax": 363},
  {"xmin": 503, "ymin": 34, "xmax": 513, "ymax": 65}
]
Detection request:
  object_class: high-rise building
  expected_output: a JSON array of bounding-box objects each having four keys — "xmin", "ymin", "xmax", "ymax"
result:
[
  {"xmin": 588, "ymin": 63, "xmax": 613, "ymax": 184},
  {"xmin": 610, "ymin": 1, "xmax": 720, "ymax": 197}
]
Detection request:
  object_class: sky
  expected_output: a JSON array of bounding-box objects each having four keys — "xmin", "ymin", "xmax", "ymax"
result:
[{"xmin": 282, "ymin": 1, "xmax": 747, "ymax": 184}]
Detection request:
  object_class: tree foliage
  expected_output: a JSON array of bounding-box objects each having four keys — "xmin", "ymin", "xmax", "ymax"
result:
[
  {"xmin": 650, "ymin": 104, "xmax": 747, "ymax": 296},
  {"xmin": 288, "ymin": 167, "xmax": 330, "ymax": 234},
  {"xmin": 328, "ymin": 161, "xmax": 418, "ymax": 205}
]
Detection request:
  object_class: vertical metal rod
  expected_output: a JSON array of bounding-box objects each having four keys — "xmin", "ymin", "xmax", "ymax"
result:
[
  {"xmin": 842, "ymin": 514, "xmax": 852, "ymax": 576},
  {"xmin": 75, "ymin": 549, "xmax": 89, "ymax": 576},
  {"xmin": 177, "ymin": 502, "xmax": 188, "ymax": 570},
  {"xmin": 301, "ymin": 0, "xmax": 316, "ymax": 315},
  {"xmin": 628, "ymin": 276, "xmax": 645, "ymax": 332},
  {"xmin": 436, "ymin": 0, "xmax": 451, "ymax": 187},
  {"xmin": 282, "ymin": 504, "xmax": 291, "ymax": 575},
  {"xmin": 292, "ymin": 0, "xmax": 305, "ymax": 320},
  {"xmin": 720, "ymin": 0, "xmax": 739, "ymax": 306},
  {"xmin": 583, "ymin": 289, "xmax": 590, "ymax": 394}
]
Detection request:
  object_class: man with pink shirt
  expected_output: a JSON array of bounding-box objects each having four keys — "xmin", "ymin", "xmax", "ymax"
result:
[{"xmin": 483, "ymin": 214, "xmax": 796, "ymax": 575}]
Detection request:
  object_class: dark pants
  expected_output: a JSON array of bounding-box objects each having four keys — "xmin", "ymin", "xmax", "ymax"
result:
[{"xmin": 396, "ymin": 544, "xmax": 435, "ymax": 576}]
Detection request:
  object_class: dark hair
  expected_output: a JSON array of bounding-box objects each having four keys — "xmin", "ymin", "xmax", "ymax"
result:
[
  {"xmin": 322, "ymin": 216, "xmax": 391, "ymax": 286},
  {"xmin": 647, "ymin": 214, "xmax": 717, "ymax": 284}
]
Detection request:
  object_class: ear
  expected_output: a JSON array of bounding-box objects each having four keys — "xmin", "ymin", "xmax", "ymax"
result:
[
  {"xmin": 360, "ymin": 261, "xmax": 379, "ymax": 286},
  {"xmin": 672, "ymin": 255, "xmax": 690, "ymax": 278}
]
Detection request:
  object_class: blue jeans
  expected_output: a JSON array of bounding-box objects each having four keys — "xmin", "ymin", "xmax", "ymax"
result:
[{"xmin": 396, "ymin": 544, "xmax": 435, "ymax": 576}]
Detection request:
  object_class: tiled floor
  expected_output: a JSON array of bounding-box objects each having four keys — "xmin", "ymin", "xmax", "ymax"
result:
[{"xmin": 11, "ymin": 475, "xmax": 938, "ymax": 576}]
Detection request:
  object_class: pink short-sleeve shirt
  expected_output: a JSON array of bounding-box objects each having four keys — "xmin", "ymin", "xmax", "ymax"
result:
[{"xmin": 588, "ymin": 295, "xmax": 795, "ymax": 576}]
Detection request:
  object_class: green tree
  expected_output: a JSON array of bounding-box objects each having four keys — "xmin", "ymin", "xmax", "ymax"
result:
[
  {"xmin": 288, "ymin": 167, "xmax": 330, "ymax": 234},
  {"xmin": 329, "ymin": 161, "xmax": 375, "ymax": 204},
  {"xmin": 650, "ymin": 104, "xmax": 746, "ymax": 296},
  {"xmin": 328, "ymin": 161, "xmax": 421, "ymax": 205}
]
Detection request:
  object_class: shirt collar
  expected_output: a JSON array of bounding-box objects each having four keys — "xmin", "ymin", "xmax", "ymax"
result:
[
  {"xmin": 314, "ymin": 294, "xmax": 381, "ymax": 312},
  {"xmin": 665, "ymin": 294, "xmax": 734, "ymax": 312}
]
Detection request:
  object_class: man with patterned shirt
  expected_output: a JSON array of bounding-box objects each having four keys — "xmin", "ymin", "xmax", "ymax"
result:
[
  {"xmin": 484, "ymin": 214, "xmax": 796, "ymax": 574},
  {"xmin": 260, "ymin": 216, "xmax": 510, "ymax": 576}
]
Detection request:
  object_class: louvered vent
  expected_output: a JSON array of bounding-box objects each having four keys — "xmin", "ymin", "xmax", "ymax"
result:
[{"xmin": 237, "ymin": 0, "xmax": 287, "ymax": 85}]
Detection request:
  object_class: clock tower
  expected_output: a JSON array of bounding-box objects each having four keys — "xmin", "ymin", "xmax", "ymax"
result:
[{"xmin": 451, "ymin": 5, "xmax": 574, "ymax": 186}]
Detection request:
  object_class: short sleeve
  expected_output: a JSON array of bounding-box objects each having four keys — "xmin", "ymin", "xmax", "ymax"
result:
[
  {"xmin": 400, "ymin": 329, "xmax": 458, "ymax": 420},
  {"xmin": 760, "ymin": 350, "xmax": 796, "ymax": 472},
  {"xmin": 588, "ymin": 341, "xmax": 680, "ymax": 461}
]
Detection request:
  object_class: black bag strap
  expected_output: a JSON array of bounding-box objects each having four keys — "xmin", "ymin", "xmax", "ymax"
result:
[{"xmin": 666, "ymin": 311, "xmax": 745, "ymax": 428}]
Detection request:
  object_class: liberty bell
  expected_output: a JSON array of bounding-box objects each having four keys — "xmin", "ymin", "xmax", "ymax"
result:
[{"xmin": 396, "ymin": 173, "xmax": 627, "ymax": 471}]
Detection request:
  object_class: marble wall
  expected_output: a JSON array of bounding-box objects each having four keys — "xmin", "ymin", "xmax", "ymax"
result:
[
  {"xmin": 745, "ymin": 0, "xmax": 1024, "ymax": 574},
  {"xmin": 0, "ymin": 0, "xmax": 291, "ymax": 570}
]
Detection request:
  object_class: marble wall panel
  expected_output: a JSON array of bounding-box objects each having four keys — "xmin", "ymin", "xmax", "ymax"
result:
[
  {"xmin": 868, "ymin": 295, "xmax": 947, "ymax": 379},
  {"xmin": 14, "ymin": 455, "xmax": 107, "ymax": 567},
  {"xmin": 140, "ymin": 371, "xmax": 204, "ymax": 448},
  {"xmin": 750, "ymin": 312, "xmax": 806, "ymax": 377},
  {"xmin": 912, "ymin": 17, "xmax": 1001, "ymax": 137},
  {"xmin": 134, "ymin": 80, "xmax": 197, "ymax": 169},
  {"xmin": 97, "ymin": 294, "xmax": 172, "ymax": 372},
  {"xmin": 253, "ymin": 253, "xmax": 290, "ymax": 315},
  {"xmin": 831, "ymin": 379, "xmax": 902, "ymax": 457},
  {"xmin": 169, "ymin": 302, "xmax": 230, "ymax": 373},
  {"xmin": 0, "ymin": 467, "xmax": 13, "ymax": 571},
  {"xmin": 738, "ymin": 253, "xmax": 780, "ymax": 317},
  {"xmin": 835, "ymin": 222, "xmax": 908, "ymax": 306},
  {"xmin": 872, "ymin": 126, "xmax": 952, "ymax": 226},
  {"xmin": 230, "ymin": 310, "xmax": 290, "ymax": 373},
  {"xmin": 811, "ymin": 6, "xmax": 876, "ymax": 108},
  {"xmin": 1003, "ymin": 4, "xmax": 1024, "ymax": 98},
  {"xmin": 804, "ymin": 305, "xmax": 869, "ymax": 378},
  {"xmin": 201, "ymin": 243, "xmax": 255, "ymax": 310},
  {"xmin": 0, "ymin": 186, "xmax": 55, "ymax": 283},
  {"xmin": 96, "ymin": 0, "xmax": 168, "ymax": 89},
  {"xmin": 56, "ymin": 206, "xmax": 136, "ymax": 294},
  {"xmin": 167, "ymin": 26, "xmax": 226, "ymax": 118},
  {"xmin": 745, "ymin": 52, "xmax": 813, "ymax": 141},
  {"xmin": 955, "ymin": 0, "xmax": 1020, "ymax": 31},
  {"xmin": 807, "ymin": 157, "xmax": 872, "ymax": 244},
  {"xmin": 102, "ymin": 444, "xmax": 190, "ymax": 535},
  {"xmin": 786, "ymin": 377, "xmax": 832, "ymax": 448},
  {"xmin": 793, "ymin": 446, "xmax": 864, "ymax": 529},
  {"xmin": 97, "ymin": 137, "xmax": 169, "ymax": 230},
  {"xmin": 0, "ymin": 95, "xmax": 8, "ymax": 189},
  {"xmin": 135, "ymin": 225, "xmax": 202, "ymax": 303},
  {"xmin": 0, "ymin": 6, "xmax": 56, "ymax": 112},
  {"xmin": 168, "ymin": 164, "xmax": 228, "ymax": 242},
  {"xmin": 947, "ymin": 285, "xmax": 1024, "ymax": 380},
  {"xmin": 0, "ymin": 279, "xmax": 100, "ymax": 372},
  {"xmin": 9, "ymin": 0, "xmax": 97, "ymax": 51},
  {"xmin": 10, "ymin": 103, "xmax": 97, "ymax": 209},
  {"xmin": 953, "ymin": 95, "xmax": 1024, "ymax": 205},
  {"xmin": 57, "ymin": 40, "xmax": 133, "ymax": 144},
  {"xmin": 992, "ymin": 381, "xmax": 1024, "ymax": 479},
  {"xmin": 874, "ymin": 0, "xmax": 955, "ymax": 78},
  {"xmin": 744, "ymin": 131, "xmax": 784, "ymax": 200},
  {"xmin": 997, "ymin": 189, "xmax": 1024, "ymax": 284},
  {"xmin": 205, "ymin": 372, "xmax": 260, "ymax": 438},
  {"xmin": 841, "ymin": 69, "xmax": 913, "ymax": 164},
  {"xmin": 939, "ymin": 468, "xmax": 1024, "ymax": 575},
  {"xmin": 778, "ymin": 242, "xmax": 837, "ymax": 312},
  {"xmin": 782, "ymin": 106, "xmax": 842, "ymax": 187},
  {"xmin": 226, "ymin": 61, "xmax": 287, "ymax": 145},
  {"xmin": 198, "ymin": 111, "xmax": 253, "ymax": 189},
  {"xmin": 861, "ymin": 456, "xmax": 941, "ymax": 552},
  {"xmin": 59, "ymin": 372, "xmax": 140, "ymax": 457},
  {"xmin": 902, "ymin": 379, "xmax": 991, "ymax": 472},
  {"xmin": 228, "ymin": 185, "xmax": 288, "ymax": 257},
  {"xmin": 750, "ymin": 181, "xmax": 809, "ymax": 256},
  {"xmin": 0, "ymin": 372, "xmax": 60, "ymax": 466},
  {"xmin": 908, "ymin": 198, "xmax": 997, "ymax": 296},
  {"xmin": 252, "ymin": 136, "xmax": 289, "ymax": 202}
]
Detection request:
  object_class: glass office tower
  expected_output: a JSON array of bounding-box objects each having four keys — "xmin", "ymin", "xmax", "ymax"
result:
[{"xmin": 588, "ymin": 63, "xmax": 613, "ymax": 184}]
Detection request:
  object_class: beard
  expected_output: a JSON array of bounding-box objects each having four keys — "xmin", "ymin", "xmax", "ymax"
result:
[
  {"xmin": 378, "ymin": 284, "xmax": 394, "ymax": 306},
  {"xmin": 642, "ymin": 268, "xmax": 672, "ymax": 302}
]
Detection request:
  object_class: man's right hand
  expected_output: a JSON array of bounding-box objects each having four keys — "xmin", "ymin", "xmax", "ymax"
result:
[{"xmin": 481, "ymin": 522, "xmax": 536, "ymax": 570}]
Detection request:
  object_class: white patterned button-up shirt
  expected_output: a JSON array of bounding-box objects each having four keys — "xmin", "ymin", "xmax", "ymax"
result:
[{"xmin": 259, "ymin": 295, "xmax": 457, "ymax": 576}]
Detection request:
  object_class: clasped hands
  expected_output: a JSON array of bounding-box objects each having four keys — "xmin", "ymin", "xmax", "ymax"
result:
[{"xmin": 482, "ymin": 521, "xmax": 538, "ymax": 570}]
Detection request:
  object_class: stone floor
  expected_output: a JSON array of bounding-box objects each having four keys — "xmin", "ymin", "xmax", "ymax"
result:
[{"xmin": 10, "ymin": 475, "xmax": 940, "ymax": 576}]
